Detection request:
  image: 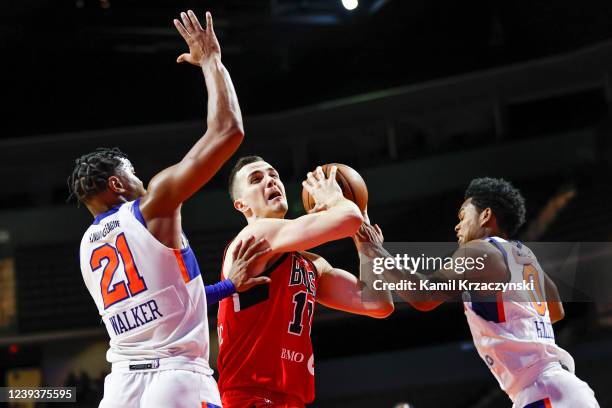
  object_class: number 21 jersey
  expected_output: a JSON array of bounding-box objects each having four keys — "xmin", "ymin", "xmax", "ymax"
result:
[{"xmin": 79, "ymin": 199, "xmax": 211, "ymax": 373}]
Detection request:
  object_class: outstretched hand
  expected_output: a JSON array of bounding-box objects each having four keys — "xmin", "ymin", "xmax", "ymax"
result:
[
  {"xmin": 354, "ymin": 211, "xmax": 385, "ymax": 257},
  {"xmin": 174, "ymin": 10, "xmax": 221, "ymax": 66},
  {"xmin": 227, "ymin": 236, "xmax": 272, "ymax": 292}
]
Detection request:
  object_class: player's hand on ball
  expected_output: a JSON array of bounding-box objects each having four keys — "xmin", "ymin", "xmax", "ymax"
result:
[
  {"xmin": 174, "ymin": 10, "xmax": 221, "ymax": 66},
  {"xmin": 228, "ymin": 236, "xmax": 272, "ymax": 292},
  {"xmin": 302, "ymin": 166, "xmax": 344, "ymax": 213}
]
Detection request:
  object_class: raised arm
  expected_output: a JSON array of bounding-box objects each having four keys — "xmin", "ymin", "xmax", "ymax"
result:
[{"xmin": 141, "ymin": 11, "xmax": 244, "ymax": 220}]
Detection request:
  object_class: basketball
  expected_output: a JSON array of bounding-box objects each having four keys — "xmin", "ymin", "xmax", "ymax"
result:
[{"xmin": 302, "ymin": 163, "xmax": 368, "ymax": 213}]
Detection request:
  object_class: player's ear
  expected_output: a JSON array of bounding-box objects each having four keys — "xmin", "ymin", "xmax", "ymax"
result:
[
  {"xmin": 108, "ymin": 175, "xmax": 126, "ymax": 194},
  {"xmin": 234, "ymin": 198, "xmax": 250, "ymax": 214},
  {"xmin": 479, "ymin": 207, "xmax": 493, "ymax": 227}
]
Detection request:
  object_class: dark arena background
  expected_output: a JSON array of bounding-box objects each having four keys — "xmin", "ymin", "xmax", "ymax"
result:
[{"xmin": 2, "ymin": 0, "xmax": 612, "ymax": 407}]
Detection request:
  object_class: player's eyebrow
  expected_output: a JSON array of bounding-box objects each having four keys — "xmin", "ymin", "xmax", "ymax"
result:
[
  {"xmin": 247, "ymin": 165, "xmax": 278, "ymax": 182},
  {"xmin": 247, "ymin": 170, "xmax": 263, "ymax": 181}
]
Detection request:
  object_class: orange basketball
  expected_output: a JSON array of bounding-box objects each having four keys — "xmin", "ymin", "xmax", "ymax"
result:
[{"xmin": 301, "ymin": 163, "xmax": 368, "ymax": 213}]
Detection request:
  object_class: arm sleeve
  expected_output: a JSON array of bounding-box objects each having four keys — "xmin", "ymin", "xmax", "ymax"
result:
[{"xmin": 205, "ymin": 279, "xmax": 236, "ymax": 305}]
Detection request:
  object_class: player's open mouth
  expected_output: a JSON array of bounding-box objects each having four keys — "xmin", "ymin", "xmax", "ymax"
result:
[{"xmin": 267, "ymin": 190, "xmax": 282, "ymax": 201}]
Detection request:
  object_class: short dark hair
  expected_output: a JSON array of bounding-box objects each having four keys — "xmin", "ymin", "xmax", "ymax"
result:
[
  {"xmin": 67, "ymin": 147, "xmax": 128, "ymax": 204},
  {"xmin": 228, "ymin": 155, "xmax": 264, "ymax": 201},
  {"xmin": 464, "ymin": 177, "xmax": 526, "ymax": 237}
]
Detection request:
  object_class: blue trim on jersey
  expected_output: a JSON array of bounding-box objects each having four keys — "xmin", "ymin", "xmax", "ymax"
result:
[
  {"xmin": 132, "ymin": 198, "xmax": 147, "ymax": 227},
  {"xmin": 470, "ymin": 238, "xmax": 508, "ymax": 323},
  {"xmin": 205, "ymin": 279, "xmax": 236, "ymax": 305},
  {"xmin": 470, "ymin": 293, "xmax": 503, "ymax": 323},
  {"xmin": 180, "ymin": 246, "xmax": 202, "ymax": 281},
  {"xmin": 92, "ymin": 205, "xmax": 121, "ymax": 225},
  {"xmin": 486, "ymin": 237, "xmax": 508, "ymax": 262},
  {"xmin": 523, "ymin": 399, "xmax": 547, "ymax": 408},
  {"xmin": 206, "ymin": 403, "xmax": 222, "ymax": 408}
]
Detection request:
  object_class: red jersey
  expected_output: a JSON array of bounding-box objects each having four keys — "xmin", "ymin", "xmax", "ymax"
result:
[{"xmin": 217, "ymin": 250, "xmax": 318, "ymax": 404}]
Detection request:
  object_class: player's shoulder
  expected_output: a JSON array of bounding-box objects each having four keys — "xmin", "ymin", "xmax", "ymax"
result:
[
  {"xmin": 243, "ymin": 217, "xmax": 287, "ymax": 234},
  {"xmin": 229, "ymin": 224, "xmax": 264, "ymax": 247},
  {"xmin": 80, "ymin": 201, "xmax": 135, "ymax": 243},
  {"xmin": 458, "ymin": 238, "xmax": 509, "ymax": 284},
  {"xmin": 222, "ymin": 227, "xmax": 255, "ymax": 264},
  {"xmin": 508, "ymin": 241, "xmax": 537, "ymax": 265},
  {"xmin": 511, "ymin": 240, "xmax": 535, "ymax": 255},
  {"xmin": 480, "ymin": 236, "xmax": 537, "ymax": 262},
  {"xmin": 459, "ymin": 238, "xmax": 505, "ymax": 260},
  {"xmin": 300, "ymin": 251, "xmax": 319, "ymax": 262}
]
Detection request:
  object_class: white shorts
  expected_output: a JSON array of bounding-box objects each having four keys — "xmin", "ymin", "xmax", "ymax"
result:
[
  {"xmin": 99, "ymin": 369, "xmax": 221, "ymax": 408},
  {"xmin": 512, "ymin": 365, "xmax": 599, "ymax": 408}
]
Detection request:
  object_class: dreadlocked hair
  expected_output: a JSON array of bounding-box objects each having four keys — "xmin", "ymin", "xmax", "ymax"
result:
[
  {"xmin": 464, "ymin": 177, "xmax": 526, "ymax": 237},
  {"xmin": 67, "ymin": 147, "xmax": 128, "ymax": 204}
]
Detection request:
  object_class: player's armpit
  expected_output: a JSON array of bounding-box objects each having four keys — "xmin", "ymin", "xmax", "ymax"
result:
[
  {"xmin": 307, "ymin": 252, "xmax": 394, "ymax": 319},
  {"xmin": 244, "ymin": 201, "xmax": 363, "ymax": 254}
]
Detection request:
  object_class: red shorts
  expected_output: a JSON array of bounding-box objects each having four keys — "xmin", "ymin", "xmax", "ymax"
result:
[{"xmin": 221, "ymin": 388, "xmax": 305, "ymax": 408}]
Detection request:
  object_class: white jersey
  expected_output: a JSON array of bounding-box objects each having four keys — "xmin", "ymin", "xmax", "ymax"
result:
[
  {"xmin": 79, "ymin": 199, "xmax": 211, "ymax": 374},
  {"xmin": 463, "ymin": 237, "xmax": 574, "ymax": 400}
]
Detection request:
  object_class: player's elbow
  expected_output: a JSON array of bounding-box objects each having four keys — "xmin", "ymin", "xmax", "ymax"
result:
[
  {"xmin": 369, "ymin": 302, "xmax": 394, "ymax": 319},
  {"xmin": 410, "ymin": 301, "xmax": 441, "ymax": 312},
  {"xmin": 220, "ymin": 122, "xmax": 245, "ymax": 148},
  {"xmin": 209, "ymin": 117, "xmax": 244, "ymax": 145},
  {"xmin": 341, "ymin": 206, "xmax": 364, "ymax": 236},
  {"xmin": 552, "ymin": 312, "xmax": 565, "ymax": 324},
  {"xmin": 550, "ymin": 302, "xmax": 565, "ymax": 323}
]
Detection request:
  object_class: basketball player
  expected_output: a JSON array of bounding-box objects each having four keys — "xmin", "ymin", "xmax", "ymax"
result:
[
  {"xmin": 361, "ymin": 177, "xmax": 599, "ymax": 407},
  {"xmin": 217, "ymin": 156, "xmax": 394, "ymax": 407},
  {"xmin": 69, "ymin": 11, "xmax": 268, "ymax": 408}
]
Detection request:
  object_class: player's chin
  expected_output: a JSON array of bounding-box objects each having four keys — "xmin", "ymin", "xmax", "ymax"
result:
[
  {"xmin": 278, "ymin": 200, "xmax": 289, "ymax": 213},
  {"xmin": 271, "ymin": 200, "xmax": 288, "ymax": 215}
]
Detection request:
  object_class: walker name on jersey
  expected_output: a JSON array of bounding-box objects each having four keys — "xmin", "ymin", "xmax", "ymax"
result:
[
  {"xmin": 289, "ymin": 257, "xmax": 316, "ymax": 295},
  {"xmin": 108, "ymin": 299, "xmax": 164, "ymax": 336},
  {"xmin": 89, "ymin": 220, "xmax": 121, "ymax": 243},
  {"xmin": 534, "ymin": 318, "xmax": 555, "ymax": 340}
]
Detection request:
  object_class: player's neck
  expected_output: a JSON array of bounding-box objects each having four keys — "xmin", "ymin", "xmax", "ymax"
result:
[
  {"xmin": 481, "ymin": 228, "xmax": 506, "ymax": 240},
  {"xmin": 86, "ymin": 197, "xmax": 125, "ymax": 218},
  {"xmin": 245, "ymin": 211, "xmax": 285, "ymax": 224}
]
